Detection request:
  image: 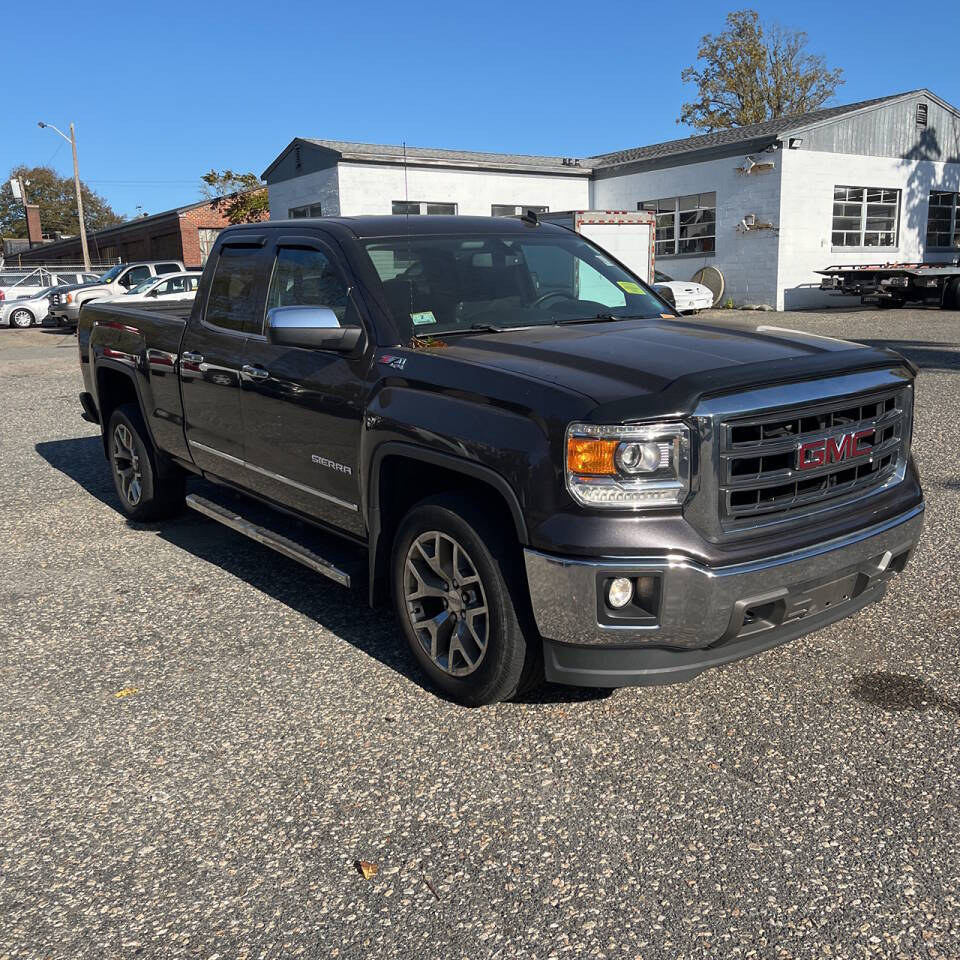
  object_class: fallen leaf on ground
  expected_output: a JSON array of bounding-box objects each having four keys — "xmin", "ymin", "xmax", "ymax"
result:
[
  {"xmin": 356, "ymin": 860, "xmax": 378, "ymax": 879},
  {"xmin": 114, "ymin": 687, "xmax": 139, "ymax": 698}
]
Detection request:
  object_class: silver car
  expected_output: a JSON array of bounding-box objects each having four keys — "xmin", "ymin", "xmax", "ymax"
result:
[{"xmin": 0, "ymin": 285, "xmax": 59, "ymax": 328}]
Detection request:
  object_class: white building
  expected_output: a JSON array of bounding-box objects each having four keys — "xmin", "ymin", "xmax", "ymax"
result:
[{"xmin": 263, "ymin": 90, "xmax": 960, "ymax": 309}]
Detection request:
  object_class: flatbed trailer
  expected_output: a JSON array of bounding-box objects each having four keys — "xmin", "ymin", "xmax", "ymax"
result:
[{"xmin": 817, "ymin": 260, "xmax": 960, "ymax": 309}]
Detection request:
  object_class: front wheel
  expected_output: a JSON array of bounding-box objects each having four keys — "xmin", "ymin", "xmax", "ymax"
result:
[
  {"xmin": 9, "ymin": 307, "xmax": 34, "ymax": 328},
  {"xmin": 391, "ymin": 494, "xmax": 540, "ymax": 706},
  {"xmin": 107, "ymin": 403, "xmax": 185, "ymax": 521}
]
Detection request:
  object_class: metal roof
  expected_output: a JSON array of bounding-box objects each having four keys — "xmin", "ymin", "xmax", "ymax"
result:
[
  {"xmin": 587, "ymin": 90, "xmax": 951, "ymax": 168},
  {"xmin": 263, "ymin": 138, "xmax": 592, "ymax": 178}
]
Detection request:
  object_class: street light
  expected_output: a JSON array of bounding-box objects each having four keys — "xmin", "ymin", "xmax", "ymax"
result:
[{"xmin": 37, "ymin": 121, "xmax": 91, "ymax": 271}]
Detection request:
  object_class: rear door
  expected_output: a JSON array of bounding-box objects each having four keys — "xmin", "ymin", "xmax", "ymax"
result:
[
  {"xmin": 180, "ymin": 237, "xmax": 269, "ymax": 484},
  {"xmin": 238, "ymin": 234, "xmax": 369, "ymax": 535}
]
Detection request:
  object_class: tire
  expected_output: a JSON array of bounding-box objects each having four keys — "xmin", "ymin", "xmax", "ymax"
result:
[
  {"xmin": 944, "ymin": 277, "xmax": 960, "ymax": 311},
  {"xmin": 106, "ymin": 403, "xmax": 185, "ymax": 522},
  {"xmin": 391, "ymin": 493, "xmax": 541, "ymax": 706},
  {"xmin": 9, "ymin": 307, "xmax": 34, "ymax": 328}
]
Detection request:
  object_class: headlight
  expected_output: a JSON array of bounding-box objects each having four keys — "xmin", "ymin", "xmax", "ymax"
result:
[{"xmin": 565, "ymin": 421, "xmax": 690, "ymax": 509}]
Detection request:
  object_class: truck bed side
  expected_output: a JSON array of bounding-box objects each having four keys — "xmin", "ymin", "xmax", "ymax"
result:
[{"xmin": 79, "ymin": 301, "xmax": 192, "ymax": 462}]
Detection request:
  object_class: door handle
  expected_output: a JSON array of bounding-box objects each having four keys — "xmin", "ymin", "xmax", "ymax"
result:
[
  {"xmin": 242, "ymin": 364, "xmax": 270, "ymax": 380},
  {"xmin": 181, "ymin": 351, "xmax": 204, "ymax": 363}
]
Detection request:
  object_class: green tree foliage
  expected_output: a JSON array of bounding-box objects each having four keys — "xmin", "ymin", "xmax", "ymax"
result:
[
  {"xmin": 0, "ymin": 165, "xmax": 124, "ymax": 238},
  {"xmin": 679, "ymin": 10, "xmax": 844, "ymax": 131},
  {"xmin": 200, "ymin": 170, "xmax": 269, "ymax": 224}
]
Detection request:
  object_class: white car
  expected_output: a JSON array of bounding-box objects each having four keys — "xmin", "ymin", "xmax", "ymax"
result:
[
  {"xmin": 653, "ymin": 270, "xmax": 715, "ymax": 313},
  {"xmin": 1, "ymin": 284, "xmax": 69, "ymax": 328},
  {"xmin": 96, "ymin": 271, "xmax": 202, "ymax": 305}
]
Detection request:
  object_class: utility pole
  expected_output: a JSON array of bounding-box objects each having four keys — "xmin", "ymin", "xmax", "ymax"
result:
[{"xmin": 37, "ymin": 120, "xmax": 91, "ymax": 271}]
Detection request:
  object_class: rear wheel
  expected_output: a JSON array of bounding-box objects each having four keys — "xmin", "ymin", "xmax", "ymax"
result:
[
  {"xmin": 107, "ymin": 403, "xmax": 185, "ymax": 521},
  {"xmin": 391, "ymin": 493, "xmax": 540, "ymax": 706},
  {"xmin": 944, "ymin": 277, "xmax": 960, "ymax": 310},
  {"xmin": 9, "ymin": 307, "xmax": 34, "ymax": 328}
]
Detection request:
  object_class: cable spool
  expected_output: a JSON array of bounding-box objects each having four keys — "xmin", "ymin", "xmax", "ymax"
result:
[{"xmin": 691, "ymin": 266, "xmax": 725, "ymax": 307}]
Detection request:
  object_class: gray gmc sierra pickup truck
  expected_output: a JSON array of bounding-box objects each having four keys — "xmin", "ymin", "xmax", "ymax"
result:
[{"xmin": 75, "ymin": 215, "xmax": 924, "ymax": 705}]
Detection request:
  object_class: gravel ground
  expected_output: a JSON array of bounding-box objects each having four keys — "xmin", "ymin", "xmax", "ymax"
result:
[{"xmin": 1, "ymin": 311, "xmax": 958, "ymax": 960}]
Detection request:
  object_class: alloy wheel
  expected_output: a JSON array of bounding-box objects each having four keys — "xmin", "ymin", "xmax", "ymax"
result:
[
  {"xmin": 10, "ymin": 309, "xmax": 32, "ymax": 328},
  {"xmin": 112, "ymin": 423, "xmax": 143, "ymax": 506},
  {"xmin": 403, "ymin": 530, "xmax": 489, "ymax": 677}
]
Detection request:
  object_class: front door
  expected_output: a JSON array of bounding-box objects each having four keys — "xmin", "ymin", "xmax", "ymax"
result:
[
  {"xmin": 180, "ymin": 240, "xmax": 268, "ymax": 485},
  {"xmin": 239, "ymin": 236, "xmax": 369, "ymax": 537}
]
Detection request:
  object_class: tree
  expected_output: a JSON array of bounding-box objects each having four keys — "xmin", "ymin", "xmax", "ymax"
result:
[
  {"xmin": 679, "ymin": 10, "xmax": 844, "ymax": 132},
  {"xmin": 0, "ymin": 165, "xmax": 124, "ymax": 238},
  {"xmin": 200, "ymin": 170, "xmax": 269, "ymax": 224}
]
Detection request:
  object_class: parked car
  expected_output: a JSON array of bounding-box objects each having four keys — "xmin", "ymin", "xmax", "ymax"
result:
[
  {"xmin": 0, "ymin": 284, "xmax": 59, "ymax": 327},
  {"xmin": 76, "ymin": 216, "xmax": 924, "ymax": 706},
  {"xmin": 96, "ymin": 271, "xmax": 201, "ymax": 305},
  {"xmin": 0, "ymin": 269, "xmax": 100, "ymax": 302},
  {"xmin": 50, "ymin": 260, "xmax": 185, "ymax": 327},
  {"xmin": 653, "ymin": 270, "xmax": 715, "ymax": 313}
]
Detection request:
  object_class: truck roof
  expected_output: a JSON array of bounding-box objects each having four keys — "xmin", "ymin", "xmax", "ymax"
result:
[{"xmin": 222, "ymin": 215, "xmax": 571, "ymax": 240}]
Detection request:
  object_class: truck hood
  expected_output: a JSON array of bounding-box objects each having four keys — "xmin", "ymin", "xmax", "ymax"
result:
[
  {"xmin": 427, "ymin": 317, "xmax": 904, "ymax": 410},
  {"xmin": 57, "ymin": 282, "xmax": 105, "ymax": 294}
]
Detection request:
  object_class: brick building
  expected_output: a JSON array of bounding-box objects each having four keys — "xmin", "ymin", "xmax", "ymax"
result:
[{"xmin": 13, "ymin": 191, "xmax": 267, "ymax": 269}]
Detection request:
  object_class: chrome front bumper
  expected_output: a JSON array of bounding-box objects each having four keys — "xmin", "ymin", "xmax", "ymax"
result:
[{"xmin": 524, "ymin": 503, "xmax": 924, "ymax": 649}]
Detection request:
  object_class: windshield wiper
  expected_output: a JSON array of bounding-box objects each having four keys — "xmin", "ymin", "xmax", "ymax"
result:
[
  {"xmin": 554, "ymin": 314, "xmax": 647, "ymax": 325},
  {"xmin": 434, "ymin": 323, "xmax": 504, "ymax": 337}
]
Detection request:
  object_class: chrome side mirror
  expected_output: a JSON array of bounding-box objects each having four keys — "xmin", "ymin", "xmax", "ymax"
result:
[{"xmin": 265, "ymin": 305, "xmax": 363, "ymax": 352}]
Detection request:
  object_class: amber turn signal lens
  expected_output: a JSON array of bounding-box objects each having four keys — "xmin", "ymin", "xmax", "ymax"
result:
[{"xmin": 567, "ymin": 437, "xmax": 618, "ymax": 475}]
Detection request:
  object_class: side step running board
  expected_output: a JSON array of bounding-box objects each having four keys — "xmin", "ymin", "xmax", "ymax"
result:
[{"xmin": 185, "ymin": 493, "xmax": 353, "ymax": 587}]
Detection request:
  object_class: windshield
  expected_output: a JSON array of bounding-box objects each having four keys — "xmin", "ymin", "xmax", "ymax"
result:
[
  {"xmin": 126, "ymin": 277, "xmax": 158, "ymax": 295},
  {"xmin": 654, "ymin": 270, "xmax": 674, "ymax": 283},
  {"xmin": 362, "ymin": 232, "xmax": 672, "ymax": 341},
  {"xmin": 97, "ymin": 265, "xmax": 125, "ymax": 283}
]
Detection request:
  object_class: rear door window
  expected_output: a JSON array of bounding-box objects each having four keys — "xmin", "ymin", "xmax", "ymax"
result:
[
  {"xmin": 204, "ymin": 246, "xmax": 267, "ymax": 335},
  {"xmin": 155, "ymin": 263, "xmax": 181, "ymax": 275},
  {"xmin": 122, "ymin": 266, "xmax": 151, "ymax": 288}
]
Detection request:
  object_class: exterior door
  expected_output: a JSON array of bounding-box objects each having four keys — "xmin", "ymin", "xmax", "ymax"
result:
[
  {"xmin": 180, "ymin": 240, "xmax": 268, "ymax": 485},
  {"xmin": 239, "ymin": 236, "xmax": 369, "ymax": 536}
]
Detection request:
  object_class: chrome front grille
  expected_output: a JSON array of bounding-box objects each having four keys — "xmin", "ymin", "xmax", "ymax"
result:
[
  {"xmin": 684, "ymin": 369, "xmax": 915, "ymax": 543},
  {"xmin": 719, "ymin": 389, "xmax": 907, "ymax": 522}
]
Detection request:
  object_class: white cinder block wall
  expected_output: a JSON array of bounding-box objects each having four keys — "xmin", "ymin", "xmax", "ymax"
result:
[
  {"xmin": 268, "ymin": 166, "xmax": 341, "ymax": 220},
  {"xmin": 777, "ymin": 149, "xmax": 960, "ymax": 309},
  {"xmin": 337, "ymin": 164, "xmax": 590, "ymax": 216},
  {"xmin": 592, "ymin": 152, "xmax": 784, "ymax": 309}
]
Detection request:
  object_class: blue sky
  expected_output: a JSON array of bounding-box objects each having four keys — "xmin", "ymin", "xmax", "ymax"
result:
[{"xmin": 4, "ymin": 0, "xmax": 958, "ymax": 220}]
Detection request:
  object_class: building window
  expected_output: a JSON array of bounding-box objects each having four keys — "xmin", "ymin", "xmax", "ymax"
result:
[
  {"xmin": 638, "ymin": 193, "xmax": 716, "ymax": 257},
  {"xmin": 197, "ymin": 228, "xmax": 222, "ymax": 265},
  {"xmin": 926, "ymin": 191, "xmax": 960, "ymax": 250},
  {"xmin": 832, "ymin": 187, "xmax": 900, "ymax": 248},
  {"xmin": 491, "ymin": 204, "xmax": 549, "ymax": 217},
  {"xmin": 288, "ymin": 203, "xmax": 323, "ymax": 219},
  {"xmin": 391, "ymin": 201, "xmax": 457, "ymax": 216}
]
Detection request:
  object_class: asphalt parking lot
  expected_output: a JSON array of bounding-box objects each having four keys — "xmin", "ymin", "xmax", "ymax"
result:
[{"xmin": 1, "ymin": 310, "xmax": 958, "ymax": 959}]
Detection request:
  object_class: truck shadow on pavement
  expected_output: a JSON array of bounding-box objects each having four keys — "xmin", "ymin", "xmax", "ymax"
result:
[{"xmin": 36, "ymin": 435, "xmax": 610, "ymax": 706}]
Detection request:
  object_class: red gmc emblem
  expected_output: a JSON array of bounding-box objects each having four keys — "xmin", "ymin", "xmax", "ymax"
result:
[{"xmin": 797, "ymin": 429, "xmax": 874, "ymax": 470}]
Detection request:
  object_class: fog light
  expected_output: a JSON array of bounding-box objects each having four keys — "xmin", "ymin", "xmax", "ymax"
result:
[{"xmin": 607, "ymin": 577, "xmax": 633, "ymax": 609}]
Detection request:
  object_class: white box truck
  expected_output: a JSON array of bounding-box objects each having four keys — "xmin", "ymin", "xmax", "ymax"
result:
[
  {"xmin": 540, "ymin": 210, "xmax": 656, "ymax": 283},
  {"xmin": 541, "ymin": 210, "xmax": 718, "ymax": 312}
]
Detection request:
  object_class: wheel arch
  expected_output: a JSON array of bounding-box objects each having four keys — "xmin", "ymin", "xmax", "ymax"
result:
[
  {"xmin": 366, "ymin": 442, "xmax": 528, "ymax": 608},
  {"xmin": 95, "ymin": 362, "xmax": 151, "ymax": 457}
]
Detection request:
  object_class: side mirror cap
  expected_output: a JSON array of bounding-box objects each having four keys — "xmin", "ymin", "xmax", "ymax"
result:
[{"xmin": 266, "ymin": 305, "xmax": 363, "ymax": 352}]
